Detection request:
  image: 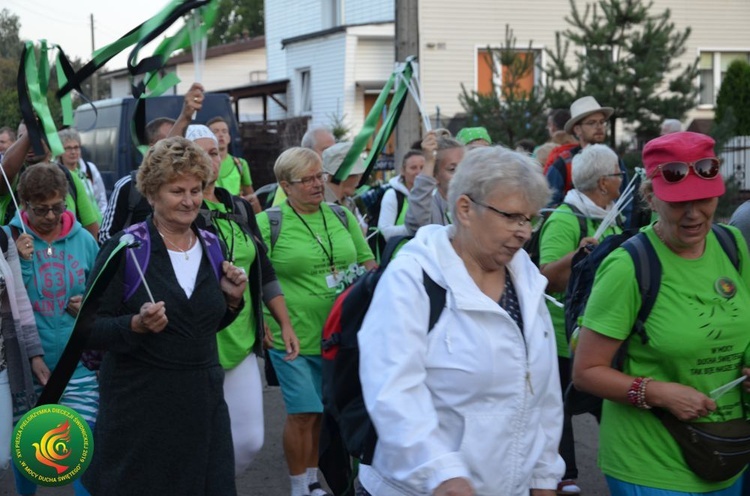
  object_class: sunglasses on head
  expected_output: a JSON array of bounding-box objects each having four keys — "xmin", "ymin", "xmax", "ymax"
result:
[{"xmin": 649, "ymin": 157, "xmax": 720, "ymax": 184}]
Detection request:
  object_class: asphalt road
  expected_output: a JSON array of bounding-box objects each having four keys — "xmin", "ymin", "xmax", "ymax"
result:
[{"xmin": 1, "ymin": 359, "xmax": 609, "ymax": 495}]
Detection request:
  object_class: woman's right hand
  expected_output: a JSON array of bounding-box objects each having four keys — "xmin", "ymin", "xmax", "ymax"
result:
[
  {"xmin": 16, "ymin": 232, "xmax": 34, "ymax": 261},
  {"xmin": 578, "ymin": 236, "xmax": 599, "ymax": 253},
  {"xmin": 651, "ymin": 381, "xmax": 716, "ymax": 421},
  {"xmin": 433, "ymin": 477, "xmax": 474, "ymax": 496},
  {"xmin": 132, "ymin": 301, "xmax": 168, "ymax": 334},
  {"xmin": 421, "ymin": 131, "xmax": 438, "ymax": 163}
]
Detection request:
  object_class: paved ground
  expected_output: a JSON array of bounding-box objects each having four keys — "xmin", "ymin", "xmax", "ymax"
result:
[{"xmin": 1, "ymin": 359, "xmax": 609, "ymax": 495}]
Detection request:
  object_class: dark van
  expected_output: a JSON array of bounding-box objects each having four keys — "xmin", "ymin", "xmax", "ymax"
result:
[{"xmin": 73, "ymin": 93, "xmax": 240, "ymax": 192}]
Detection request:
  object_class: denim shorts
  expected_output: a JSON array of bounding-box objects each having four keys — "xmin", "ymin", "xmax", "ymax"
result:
[
  {"xmin": 606, "ymin": 475, "xmax": 743, "ymax": 496},
  {"xmin": 267, "ymin": 350, "xmax": 323, "ymax": 414}
]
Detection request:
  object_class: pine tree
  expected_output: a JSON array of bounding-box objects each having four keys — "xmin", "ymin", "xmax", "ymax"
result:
[
  {"xmin": 544, "ymin": 0, "xmax": 698, "ymax": 145},
  {"xmin": 458, "ymin": 25, "xmax": 549, "ymax": 148},
  {"xmin": 715, "ymin": 60, "xmax": 750, "ymax": 137}
]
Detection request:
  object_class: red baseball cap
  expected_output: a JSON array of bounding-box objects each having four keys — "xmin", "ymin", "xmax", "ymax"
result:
[{"xmin": 642, "ymin": 131, "xmax": 724, "ymax": 202}]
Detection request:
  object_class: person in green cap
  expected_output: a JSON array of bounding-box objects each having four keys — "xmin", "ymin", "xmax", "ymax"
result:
[{"xmin": 456, "ymin": 127, "xmax": 492, "ymax": 149}]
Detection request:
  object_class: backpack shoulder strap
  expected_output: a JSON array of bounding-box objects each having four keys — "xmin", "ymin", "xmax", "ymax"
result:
[
  {"xmin": 423, "ymin": 270, "xmax": 446, "ymax": 332},
  {"xmin": 232, "ymin": 156, "xmax": 244, "ymax": 176},
  {"xmin": 229, "ymin": 195, "xmax": 251, "ymax": 232},
  {"xmin": 123, "ymin": 222, "xmax": 151, "ymax": 301},
  {"xmin": 622, "ymin": 232, "xmax": 660, "ymax": 345},
  {"xmin": 196, "ymin": 228, "xmax": 225, "ymax": 282},
  {"xmin": 712, "ymin": 224, "xmax": 740, "ymax": 271},
  {"xmin": 0, "ymin": 227, "xmax": 8, "ymax": 254},
  {"xmin": 266, "ymin": 207, "xmax": 282, "ymax": 249},
  {"xmin": 56, "ymin": 163, "xmax": 79, "ymax": 209},
  {"xmin": 328, "ymin": 203, "xmax": 350, "ymax": 230},
  {"xmin": 561, "ymin": 203, "xmax": 588, "ymax": 246},
  {"xmin": 125, "ymin": 170, "xmax": 142, "ymax": 229},
  {"xmin": 395, "ymin": 190, "xmax": 406, "ymax": 218}
]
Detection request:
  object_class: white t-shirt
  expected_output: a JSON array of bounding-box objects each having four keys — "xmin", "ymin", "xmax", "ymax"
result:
[{"xmin": 166, "ymin": 241, "xmax": 203, "ymax": 298}]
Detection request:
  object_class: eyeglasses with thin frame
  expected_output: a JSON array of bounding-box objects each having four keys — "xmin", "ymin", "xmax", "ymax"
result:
[
  {"xmin": 649, "ymin": 158, "xmax": 720, "ymax": 184},
  {"xmin": 289, "ymin": 172, "xmax": 329, "ymax": 186},
  {"xmin": 603, "ymin": 172, "xmax": 625, "ymax": 178},
  {"xmin": 467, "ymin": 196, "xmax": 536, "ymax": 228},
  {"xmin": 64, "ymin": 145, "xmax": 81, "ymax": 152},
  {"xmin": 26, "ymin": 201, "xmax": 67, "ymax": 217},
  {"xmin": 581, "ymin": 119, "xmax": 608, "ymax": 128}
]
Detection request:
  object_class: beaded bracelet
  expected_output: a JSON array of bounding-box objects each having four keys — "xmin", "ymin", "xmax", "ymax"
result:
[{"xmin": 627, "ymin": 376, "xmax": 653, "ymax": 409}]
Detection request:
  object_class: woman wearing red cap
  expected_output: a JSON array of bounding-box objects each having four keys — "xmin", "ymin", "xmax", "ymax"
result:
[{"xmin": 572, "ymin": 131, "xmax": 750, "ymax": 495}]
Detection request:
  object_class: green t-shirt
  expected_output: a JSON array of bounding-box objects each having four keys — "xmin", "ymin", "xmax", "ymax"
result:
[
  {"xmin": 0, "ymin": 168, "xmax": 100, "ymax": 227},
  {"xmin": 216, "ymin": 154, "xmax": 252, "ymax": 196},
  {"xmin": 581, "ymin": 225, "xmax": 750, "ymax": 491},
  {"xmin": 256, "ymin": 202, "xmax": 374, "ymax": 355},
  {"xmin": 205, "ymin": 199, "xmax": 257, "ymax": 370},
  {"xmin": 539, "ymin": 204, "xmax": 621, "ymax": 358}
]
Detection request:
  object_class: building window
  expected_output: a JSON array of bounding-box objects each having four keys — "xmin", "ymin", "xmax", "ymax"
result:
[
  {"xmin": 322, "ymin": 0, "xmax": 342, "ymax": 29},
  {"xmin": 297, "ymin": 69, "xmax": 312, "ymax": 115},
  {"xmin": 699, "ymin": 51, "xmax": 750, "ymax": 106},
  {"xmin": 477, "ymin": 48, "xmax": 542, "ymax": 98}
]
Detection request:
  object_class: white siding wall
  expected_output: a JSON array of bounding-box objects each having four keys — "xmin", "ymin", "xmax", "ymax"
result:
[
  {"xmin": 285, "ymin": 33, "xmax": 347, "ymax": 127},
  {"xmin": 351, "ymin": 36, "xmax": 395, "ymax": 134},
  {"xmin": 265, "ymin": 0, "xmax": 324, "ymax": 82},
  {"xmin": 175, "ymin": 49, "xmax": 267, "ymax": 92},
  {"xmin": 419, "ymin": 0, "xmax": 750, "ymax": 125},
  {"xmin": 345, "ymin": 0, "xmax": 393, "ymax": 25}
]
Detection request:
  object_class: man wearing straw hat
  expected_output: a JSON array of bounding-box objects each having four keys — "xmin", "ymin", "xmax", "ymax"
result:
[{"xmin": 546, "ymin": 96, "xmax": 618, "ymax": 205}]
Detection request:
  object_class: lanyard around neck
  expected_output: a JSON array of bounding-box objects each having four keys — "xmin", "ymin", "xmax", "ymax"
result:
[{"xmin": 289, "ymin": 203, "xmax": 336, "ymax": 273}]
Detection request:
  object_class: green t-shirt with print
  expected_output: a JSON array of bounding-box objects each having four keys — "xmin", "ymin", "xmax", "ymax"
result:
[
  {"xmin": 539, "ymin": 204, "xmax": 621, "ymax": 358},
  {"xmin": 216, "ymin": 154, "xmax": 252, "ymax": 196},
  {"xmin": 205, "ymin": 199, "xmax": 257, "ymax": 370},
  {"xmin": 580, "ymin": 225, "xmax": 750, "ymax": 492},
  {"xmin": 256, "ymin": 202, "xmax": 374, "ymax": 355}
]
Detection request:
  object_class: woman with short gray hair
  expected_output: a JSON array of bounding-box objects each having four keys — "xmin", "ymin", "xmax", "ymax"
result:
[
  {"xmin": 538, "ymin": 143, "xmax": 623, "ymax": 494},
  {"xmin": 57, "ymin": 127, "xmax": 108, "ymax": 214},
  {"xmin": 357, "ymin": 146, "xmax": 564, "ymax": 495}
]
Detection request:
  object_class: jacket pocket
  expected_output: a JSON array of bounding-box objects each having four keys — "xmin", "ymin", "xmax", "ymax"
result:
[{"xmin": 458, "ymin": 412, "xmax": 514, "ymax": 495}]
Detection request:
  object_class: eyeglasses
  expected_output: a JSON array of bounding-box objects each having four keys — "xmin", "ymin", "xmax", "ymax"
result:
[
  {"xmin": 649, "ymin": 158, "xmax": 720, "ymax": 184},
  {"xmin": 468, "ymin": 197, "xmax": 536, "ymax": 227},
  {"xmin": 604, "ymin": 172, "xmax": 625, "ymax": 178},
  {"xmin": 63, "ymin": 145, "xmax": 81, "ymax": 152},
  {"xmin": 289, "ymin": 172, "xmax": 329, "ymax": 186},
  {"xmin": 581, "ymin": 119, "xmax": 608, "ymax": 128},
  {"xmin": 26, "ymin": 201, "xmax": 67, "ymax": 217}
]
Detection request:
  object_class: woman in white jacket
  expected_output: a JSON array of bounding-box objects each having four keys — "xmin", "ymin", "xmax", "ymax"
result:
[
  {"xmin": 358, "ymin": 146, "xmax": 564, "ymax": 496},
  {"xmin": 377, "ymin": 150, "xmax": 424, "ymax": 241}
]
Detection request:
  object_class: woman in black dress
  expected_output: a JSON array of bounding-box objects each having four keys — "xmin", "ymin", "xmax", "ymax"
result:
[{"xmin": 82, "ymin": 136, "xmax": 247, "ymax": 495}]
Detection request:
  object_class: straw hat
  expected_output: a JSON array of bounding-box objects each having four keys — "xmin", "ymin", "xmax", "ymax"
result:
[{"xmin": 564, "ymin": 96, "xmax": 614, "ymax": 134}]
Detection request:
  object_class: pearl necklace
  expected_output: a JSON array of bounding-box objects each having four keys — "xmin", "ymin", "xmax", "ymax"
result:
[{"xmin": 158, "ymin": 231, "xmax": 194, "ymax": 260}]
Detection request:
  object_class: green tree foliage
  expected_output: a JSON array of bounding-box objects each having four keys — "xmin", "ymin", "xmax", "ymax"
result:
[
  {"xmin": 458, "ymin": 25, "xmax": 548, "ymax": 148},
  {"xmin": 715, "ymin": 60, "xmax": 750, "ymax": 137},
  {"xmin": 0, "ymin": 9, "xmax": 22, "ymax": 127},
  {"xmin": 208, "ymin": 0, "xmax": 264, "ymax": 46},
  {"xmin": 544, "ymin": 0, "xmax": 698, "ymax": 145},
  {"xmin": 0, "ymin": 8, "xmax": 22, "ymax": 59}
]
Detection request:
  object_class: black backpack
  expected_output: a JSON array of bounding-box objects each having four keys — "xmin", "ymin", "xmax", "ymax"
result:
[
  {"xmin": 525, "ymin": 203, "xmax": 586, "ymax": 267},
  {"xmin": 564, "ymin": 224, "xmax": 740, "ymax": 415},
  {"xmin": 357, "ymin": 185, "xmax": 407, "ymax": 262},
  {"xmin": 320, "ymin": 236, "xmax": 445, "ymax": 465}
]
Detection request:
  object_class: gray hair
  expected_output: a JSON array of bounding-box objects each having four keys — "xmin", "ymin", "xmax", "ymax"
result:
[
  {"xmin": 571, "ymin": 144, "xmax": 619, "ymax": 193},
  {"xmin": 58, "ymin": 128, "xmax": 81, "ymax": 145},
  {"xmin": 448, "ymin": 146, "xmax": 551, "ymax": 218},
  {"xmin": 660, "ymin": 119, "xmax": 682, "ymax": 135},
  {"xmin": 274, "ymin": 147, "xmax": 322, "ymax": 183},
  {"xmin": 301, "ymin": 126, "xmax": 333, "ymax": 150}
]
